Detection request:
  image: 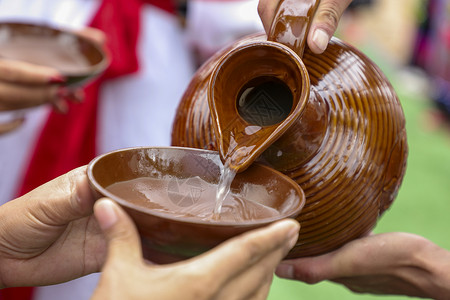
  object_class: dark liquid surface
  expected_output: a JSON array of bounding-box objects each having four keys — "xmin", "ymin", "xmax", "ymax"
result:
[
  {"xmin": 237, "ymin": 76, "xmax": 293, "ymax": 126},
  {"xmin": 0, "ymin": 35, "xmax": 91, "ymax": 73},
  {"xmin": 106, "ymin": 177, "xmax": 284, "ymax": 222}
]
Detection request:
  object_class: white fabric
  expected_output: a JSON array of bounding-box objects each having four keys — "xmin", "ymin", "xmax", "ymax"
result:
[
  {"xmin": 0, "ymin": 107, "xmax": 48, "ymax": 207},
  {"xmin": 186, "ymin": 0, "xmax": 264, "ymax": 60},
  {"xmin": 98, "ymin": 5, "xmax": 195, "ymax": 153},
  {"xmin": 0, "ymin": 0, "xmax": 98, "ymax": 29}
]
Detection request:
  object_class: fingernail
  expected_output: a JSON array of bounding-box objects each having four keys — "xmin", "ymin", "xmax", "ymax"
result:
[
  {"xmin": 276, "ymin": 263, "xmax": 294, "ymax": 279},
  {"xmin": 49, "ymin": 74, "xmax": 67, "ymax": 84},
  {"xmin": 97, "ymin": 200, "xmax": 118, "ymax": 230},
  {"xmin": 312, "ymin": 29, "xmax": 329, "ymax": 53}
]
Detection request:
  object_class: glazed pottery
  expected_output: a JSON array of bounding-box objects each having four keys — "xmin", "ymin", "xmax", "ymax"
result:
[
  {"xmin": 0, "ymin": 22, "xmax": 109, "ymax": 134},
  {"xmin": 171, "ymin": 0, "xmax": 408, "ymax": 257},
  {"xmin": 0, "ymin": 22, "xmax": 109, "ymax": 86},
  {"xmin": 87, "ymin": 146, "xmax": 305, "ymax": 263}
]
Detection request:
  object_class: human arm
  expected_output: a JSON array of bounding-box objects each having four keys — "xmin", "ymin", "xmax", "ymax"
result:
[
  {"xmin": 91, "ymin": 198, "xmax": 300, "ymax": 300},
  {"xmin": 0, "ymin": 166, "xmax": 106, "ymax": 288},
  {"xmin": 275, "ymin": 232, "xmax": 450, "ymax": 299},
  {"xmin": 258, "ymin": 0, "xmax": 353, "ymax": 54}
]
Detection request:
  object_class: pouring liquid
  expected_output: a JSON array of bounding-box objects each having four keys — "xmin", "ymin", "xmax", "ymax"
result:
[
  {"xmin": 213, "ymin": 76, "xmax": 293, "ymax": 217},
  {"xmin": 213, "ymin": 163, "xmax": 236, "ymax": 216},
  {"xmin": 105, "ymin": 77, "xmax": 295, "ymax": 222}
]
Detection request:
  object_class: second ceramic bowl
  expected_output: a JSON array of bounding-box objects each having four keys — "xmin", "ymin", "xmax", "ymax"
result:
[{"xmin": 0, "ymin": 22, "xmax": 109, "ymax": 86}]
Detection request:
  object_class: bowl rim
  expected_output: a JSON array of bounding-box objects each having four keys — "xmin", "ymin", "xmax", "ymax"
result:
[
  {"xmin": 0, "ymin": 21, "xmax": 110, "ymax": 78},
  {"xmin": 87, "ymin": 146, "xmax": 305, "ymax": 227}
]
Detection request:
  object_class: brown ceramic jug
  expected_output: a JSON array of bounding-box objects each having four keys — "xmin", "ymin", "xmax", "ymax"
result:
[{"xmin": 171, "ymin": 0, "xmax": 408, "ymax": 258}]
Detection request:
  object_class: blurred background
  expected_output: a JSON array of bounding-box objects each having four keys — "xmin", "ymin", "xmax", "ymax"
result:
[{"xmin": 266, "ymin": 0, "xmax": 450, "ymax": 299}]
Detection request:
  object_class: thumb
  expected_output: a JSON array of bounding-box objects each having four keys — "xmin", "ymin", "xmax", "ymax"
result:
[
  {"xmin": 19, "ymin": 166, "xmax": 96, "ymax": 226},
  {"xmin": 307, "ymin": 0, "xmax": 353, "ymax": 54},
  {"xmin": 94, "ymin": 198, "xmax": 142, "ymax": 264},
  {"xmin": 275, "ymin": 253, "xmax": 335, "ymax": 283}
]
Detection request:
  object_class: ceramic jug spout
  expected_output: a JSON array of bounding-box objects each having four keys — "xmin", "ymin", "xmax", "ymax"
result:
[
  {"xmin": 208, "ymin": 0, "xmax": 320, "ymax": 172},
  {"xmin": 207, "ymin": 41, "xmax": 311, "ymax": 172}
]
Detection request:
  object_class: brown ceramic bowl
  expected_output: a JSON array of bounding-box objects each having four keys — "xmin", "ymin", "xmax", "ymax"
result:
[
  {"xmin": 0, "ymin": 22, "xmax": 109, "ymax": 86},
  {"xmin": 87, "ymin": 146, "xmax": 305, "ymax": 263}
]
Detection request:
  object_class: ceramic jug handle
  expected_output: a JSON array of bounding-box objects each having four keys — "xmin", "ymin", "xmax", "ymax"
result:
[{"xmin": 267, "ymin": 0, "xmax": 319, "ymax": 57}]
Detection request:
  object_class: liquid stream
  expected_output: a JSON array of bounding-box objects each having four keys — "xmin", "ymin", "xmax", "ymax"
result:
[
  {"xmin": 213, "ymin": 76, "xmax": 294, "ymax": 217},
  {"xmin": 213, "ymin": 164, "xmax": 236, "ymax": 217}
]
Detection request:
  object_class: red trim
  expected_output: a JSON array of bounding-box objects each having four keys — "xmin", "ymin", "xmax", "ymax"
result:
[
  {"xmin": 146, "ymin": 0, "xmax": 176, "ymax": 14},
  {"xmin": 0, "ymin": 288, "xmax": 33, "ymax": 300}
]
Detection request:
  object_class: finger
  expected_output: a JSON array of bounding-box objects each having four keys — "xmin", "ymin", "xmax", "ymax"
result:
[
  {"xmin": 20, "ymin": 166, "xmax": 97, "ymax": 224},
  {"xmin": 275, "ymin": 233, "xmax": 397, "ymax": 283},
  {"xmin": 189, "ymin": 219, "xmax": 300, "ymax": 291},
  {"xmin": 216, "ymin": 242, "xmax": 284, "ymax": 300},
  {"xmin": 51, "ymin": 89, "xmax": 84, "ymax": 114},
  {"xmin": 258, "ymin": 0, "xmax": 281, "ymax": 34},
  {"xmin": 94, "ymin": 198, "xmax": 142, "ymax": 264},
  {"xmin": 52, "ymin": 99, "xmax": 69, "ymax": 114},
  {"xmin": 76, "ymin": 27, "xmax": 107, "ymax": 46},
  {"xmin": 0, "ymin": 59, "xmax": 65, "ymax": 85},
  {"xmin": 308, "ymin": 0, "xmax": 353, "ymax": 53},
  {"xmin": 0, "ymin": 166, "xmax": 97, "ymax": 260},
  {"xmin": 0, "ymin": 83, "xmax": 83, "ymax": 111},
  {"xmin": 275, "ymin": 254, "xmax": 334, "ymax": 283},
  {"xmin": 0, "ymin": 81, "xmax": 59, "ymax": 111}
]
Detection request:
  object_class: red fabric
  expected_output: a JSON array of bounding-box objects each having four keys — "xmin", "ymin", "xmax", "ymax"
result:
[
  {"xmin": 0, "ymin": 288, "xmax": 33, "ymax": 300},
  {"xmin": 147, "ymin": 0, "xmax": 176, "ymax": 13},
  {"xmin": 0, "ymin": 0, "xmax": 146, "ymax": 299}
]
